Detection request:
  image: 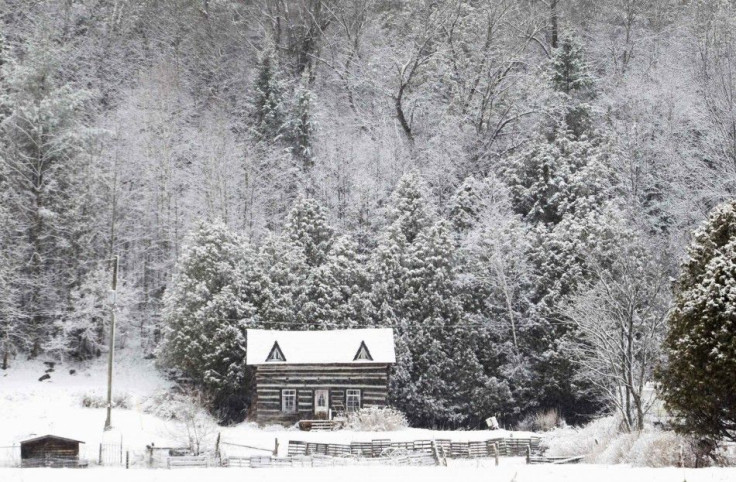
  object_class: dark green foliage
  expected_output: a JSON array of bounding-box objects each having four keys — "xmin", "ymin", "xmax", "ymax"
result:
[
  {"xmin": 254, "ymin": 42, "xmax": 286, "ymax": 141},
  {"xmin": 160, "ymin": 221, "xmax": 262, "ymax": 421},
  {"xmin": 550, "ymin": 33, "xmax": 594, "ymax": 96},
  {"xmin": 659, "ymin": 200, "xmax": 736, "ymax": 443}
]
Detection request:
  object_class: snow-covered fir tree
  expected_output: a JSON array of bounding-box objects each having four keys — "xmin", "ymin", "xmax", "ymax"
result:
[
  {"xmin": 253, "ymin": 38, "xmax": 286, "ymax": 142},
  {"xmin": 290, "ymin": 71, "xmax": 315, "ymax": 172},
  {"xmin": 659, "ymin": 200, "xmax": 736, "ymax": 443},
  {"xmin": 284, "ymin": 196, "xmax": 334, "ymax": 267},
  {"xmin": 550, "ymin": 32, "xmax": 594, "ymax": 96},
  {"xmin": 160, "ymin": 221, "xmax": 262, "ymax": 419},
  {"xmin": 0, "ymin": 35, "xmax": 97, "ymax": 356},
  {"xmin": 46, "ymin": 264, "xmax": 137, "ymax": 361}
]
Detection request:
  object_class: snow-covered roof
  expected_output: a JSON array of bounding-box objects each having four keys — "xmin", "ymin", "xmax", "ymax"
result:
[
  {"xmin": 246, "ymin": 328, "xmax": 396, "ymax": 365},
  {"xmin": 21, "ymin": 434, "xmax": 86, "ymax": 444}
]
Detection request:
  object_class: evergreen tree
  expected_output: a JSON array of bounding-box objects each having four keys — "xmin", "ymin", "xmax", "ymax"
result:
[
  {"xmin": 304, "ymin": 235, "xmax": 372, "ymax": 329},
  {"xmin": 0, "ymin": 149, "xmax": 21, "ymax": 369},
  {"xmin": 449, "ymin": 176, "xmax": 486, "ymax": 234},
  {"xmin": 46, "ymin": 264, "xmax": 137, "ymax": 361},
  {"xmin": 659, "ymin": 200, "xmax": 736, "ymax": 443},
  {"xmin": 457, "ymin": 186, "xmax": 536, "ymax": 420},
  {"xmin": 501, "ymin": 124, "xmax": 624, "ymax": 421},
  {"xmin": 550, "ymin": 33, "xmax": 594, "ymax": 96},
  {"xmin": 257, "ymin": 233, "xmax": 310, "ymax": 329},
  {"xmin": 503, "ymin": 133, "xmax": 614, "ymax": 226},
  {"xmin": 0, "ymin": 36, "xmax": 96, "ymax": 356},
  {"xmin": 386, "ymin": 171, "xmax": 435, "ymax": 244},
  {"xmin": 160, "ymin": 221, "xmax": 261, "ymax": 420},
  {"xmin": 254, "ymin": 39, "xmax": 286, "ymax": 141},
  {"xmin": 284, "ymin": 196, "xmax": 335, "ymax": 267},
  {"xmin": 291, "ymin": 71, "xmax": 314, "ymax": 171},
  {"xmin": 547, "ymin": 32, "xmax": 595, "ymax": 138}
]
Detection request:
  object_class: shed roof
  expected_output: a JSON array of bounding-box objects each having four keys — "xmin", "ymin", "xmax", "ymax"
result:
[
  {"xmin": 20, "ymin": 435, "xmax": 85, "ymax": 445},
  {"xmin": 246, "ymin": 328, "xmax": 396, "ymax": 365}
]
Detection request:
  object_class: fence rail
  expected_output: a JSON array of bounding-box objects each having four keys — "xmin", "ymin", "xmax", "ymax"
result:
[
  {"xmin": 225, "ymin": 452, "xmax": 438, "ymax": 469},
  {"xmin": 286, "ymin": 436, "xmax": 540, "ymax": 460}
]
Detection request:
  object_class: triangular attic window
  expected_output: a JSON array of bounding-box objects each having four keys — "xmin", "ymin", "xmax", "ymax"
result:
[
  {"xmin": 353, "ymin": 341, "xmax": 373, "ymax": 361},
  {"xmin": 266, "ymin": 341, "xmax": 286, "ymax": 362}
]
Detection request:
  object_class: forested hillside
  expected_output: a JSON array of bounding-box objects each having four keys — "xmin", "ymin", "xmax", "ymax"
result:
[{"xmin": 1, "ymin": 0, "xmax": 735, "ymax": 428}]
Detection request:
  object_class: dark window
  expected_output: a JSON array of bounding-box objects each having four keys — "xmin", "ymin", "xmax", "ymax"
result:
[
  {"xmin": 282, "ymin": 389, "xmax": 297, "ymax": 413},
  {"xmin": 346, "ymin": 389, "xmax": 361, "ymax": 412}
]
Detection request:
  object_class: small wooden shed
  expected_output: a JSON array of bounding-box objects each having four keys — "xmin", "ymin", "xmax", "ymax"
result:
[
  {"xmin": 246, "ymin": 328, "xmax": 396, "ymax": 425},
  {"xmin": 20, "ymin": 435, "xmax": 86, "ymax": 468}
]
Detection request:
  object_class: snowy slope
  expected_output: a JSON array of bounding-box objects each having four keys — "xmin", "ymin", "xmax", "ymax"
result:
[
  {"xmin": 0, "ymin": 350, "xmax": 536, "ymax": 463},
  {"xmin": 0, "ymin": 350, "xmax": 175, "ymax": 456}
]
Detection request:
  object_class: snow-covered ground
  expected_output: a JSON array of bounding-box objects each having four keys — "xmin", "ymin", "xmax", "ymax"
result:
[
  {"xmin": 0, "ymin": 351, "xmax": 534, "ymax": 463},
  {"xmin": 1, "ymin": 463, "xmax": 736, "ymax": 482},
  {"xmin": 3, "ymin": 351, "xmax": 736, "ymax": 480},
  {"xmin": 0, "ymin": 351, "xmax": 179, "ymax": 461}
]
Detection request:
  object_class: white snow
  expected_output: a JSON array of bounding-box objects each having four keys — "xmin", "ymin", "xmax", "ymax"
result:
[
  {"xmin": 1, "ymin": 463, "xmax": 736, "ymax": 482},
  {"xmin": 246, "ymin": 328, "xmax": 396, "ymax": 365},
  {"xmin": 0, "ymin": 349, "xmax": 527, "ymax": 464}
]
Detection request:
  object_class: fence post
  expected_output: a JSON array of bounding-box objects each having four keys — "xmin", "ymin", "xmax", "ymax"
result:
[
  {"xmin": 98, "ymin": 443, "xmax": 102, "ymax": 465},
  {"xmin": 125, "ymin": 451, "xmax": 129, "ymax": 469},
  {"xmin": 274, "ymin": 438, "xmax": 279, "ymax": 456},
  {"xmin": 215, "ymin": 432, "xmax": 221, "ymax": 462},
  {"xmin": 526, "ymin": 445, "xmax": 531, "ymax": 464}
]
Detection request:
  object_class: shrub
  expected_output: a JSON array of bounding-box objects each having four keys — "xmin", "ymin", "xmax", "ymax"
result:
[
  {"xmin": 346, "ymin": 407, "xmax": 409, "ymax": 431},
  {"xmin": 80, "ymin": 392, "xmax": 130, "ymax": 409},
  {"xmin": 517, "ymin": 409, "xmax": 565, "ymax": 432},
  {"xmin": 544, "ymin": 415, "xmax": 703, "ymax": 467},
  {"xmin": 141, "ymin": 390, "xmax": 188, "ymax": 420}
]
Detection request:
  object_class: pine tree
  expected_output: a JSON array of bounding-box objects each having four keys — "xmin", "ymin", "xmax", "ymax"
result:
[
  {"xmin": 501, "ymin": 126, "xmax": 624, "ymax": 421},
  {"xmin": 0, "ymin": 36, "xmax": 96, "ymax": 356},
  {"xmin": 547, "ymin": 32, "xmax": 595, "ymax": 138},
  {"xmin": 257, "ymin": 233, "xmax": 310, "ymax": 329},
  {"xmin": 291, "ymin": 71, "xmax": 314, "ymax": 172},
  {"xmin": 449, "ymin": 176, "xmax": 486, "ymax": 234},
  {"xmin": 284, "ymin": 196, "xmax": 334, "ymax": 267},
  {"xmin": 46, "ymin": 264, "xmax": 137, "ymax": 361},
  {"xmin": 387, "ymin": 171, "xmax": 435, "ymax": 244},
  {"xmin": 659, "ymin": 200, "xmax": 736, "ymax": 443},
  {"xmin": 160, "ymin": 221, "xmax": 261, "ymax": 419},
  {"xmin": 254, "ymin": 39, "xmax": 286, "ymax": 142},
  {"xmin": 304, "ymin": 235, "xmax": 371, "ymax": 329},
  {"xmin": 550, "ymin": 33, "xmax": 594, "ymax": 96}
]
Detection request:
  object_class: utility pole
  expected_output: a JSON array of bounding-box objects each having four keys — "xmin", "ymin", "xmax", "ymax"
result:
[{"xmin": 104, "ymin": 255, "xmax": 119, "ymax": 431}]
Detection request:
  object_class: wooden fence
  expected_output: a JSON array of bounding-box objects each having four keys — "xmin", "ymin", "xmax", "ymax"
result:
[
  {"xmin": 286, "ymin": 436, "xmax": 541, "ymax": 459},
  {"xmin": 225, "ymin": 452, "xmax": 437, "ymax": 468}
]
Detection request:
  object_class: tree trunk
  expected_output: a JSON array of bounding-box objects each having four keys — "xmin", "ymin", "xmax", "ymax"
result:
[{"xmin": 551, "ymin": 0, "xmax": 558, "ymax": 49}]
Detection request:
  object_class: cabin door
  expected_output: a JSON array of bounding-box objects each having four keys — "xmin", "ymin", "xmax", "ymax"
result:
[{"xmin": 314, "ymin": 389, "xmax": 329, "ymax": 419}]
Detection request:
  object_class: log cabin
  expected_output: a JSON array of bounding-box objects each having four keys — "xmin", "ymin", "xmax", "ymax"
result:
[
  {"xmin": 246, "ymin": 328, "xmax": 395, "ymax": 425},
  {"xmin": 20, "ymin": 435, "xmax": 86, "ymax": 468}
]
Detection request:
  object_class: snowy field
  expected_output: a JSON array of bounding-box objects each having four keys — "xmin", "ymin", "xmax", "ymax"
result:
[
  {"xmin": 4, "ymin": 353, "xmax": 736, "ymax": 480},
  {"xmin": 1, "ymin": 464, "xmax": 736, "ymax": 482},
  {"xmin": 0, "ymin": 353, "xmax": 534, "ymax": 462}
]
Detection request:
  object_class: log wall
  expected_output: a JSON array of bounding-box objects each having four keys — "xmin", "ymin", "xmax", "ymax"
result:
[{"xmin": 253, "ymin": 363, "xmax": 391, "ymax": 424}]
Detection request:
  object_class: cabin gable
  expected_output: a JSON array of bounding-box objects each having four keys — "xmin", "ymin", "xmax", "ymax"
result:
[
  {"xmin": 246, "ymin": 328, "xmax": 396, "ymax": 425},
  {"xmin": 265, "ymin": 341, "xmax": 286, "ymax": 362},
  {"xmin": 353, "ymin": 340, "xmax": 373, "ymax": 361}
]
